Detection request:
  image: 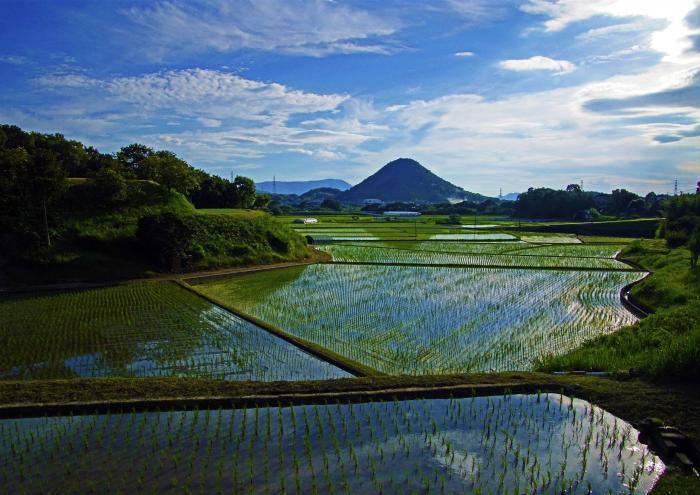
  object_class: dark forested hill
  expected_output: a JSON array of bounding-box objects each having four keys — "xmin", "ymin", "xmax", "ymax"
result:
[{"xmin": 338, "ymin": 158, "xmax": 487, "ymax": 204}]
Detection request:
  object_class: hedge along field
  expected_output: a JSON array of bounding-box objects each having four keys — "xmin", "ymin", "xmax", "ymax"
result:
[
  {"xmin": 318, "ymin": 245, "xmax": 632, "ymax": 270},
  {"xmin": 0, "ymin": 394, "xmax": 663, "ymax": 494},
  {"xmin": 0, "ymin": 282, "xmax": 349, "ymax": 381},
  {"xmin": 196, "ymin": 265, "xmax": 642, "ymax": 375}
]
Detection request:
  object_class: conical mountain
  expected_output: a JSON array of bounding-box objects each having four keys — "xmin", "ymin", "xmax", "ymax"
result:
[{"xmin": 339, "ymin": 158, "xmax": 478, "ymax": 203}]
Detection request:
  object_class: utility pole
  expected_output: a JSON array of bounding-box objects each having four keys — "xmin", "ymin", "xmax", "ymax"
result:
[{"xmin": 499, "ymin": 188, "xmax": 502, "ymax": 199}]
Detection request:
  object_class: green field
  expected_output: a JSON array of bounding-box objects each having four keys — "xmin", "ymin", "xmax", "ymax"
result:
[
  {"xmin": 318, "ymin": 244, "xmax": 631, "ymax": 270},
  {"xmin": 0, "ymin": 282, "xmax": 349, "ymax": 381},
  {"xmin": 196, "ymin": 263, "xmax": 641, "ymax": 374},
  {"xmin": 0, "ymin": 394, "xmax": 662, "ymax": 494}
]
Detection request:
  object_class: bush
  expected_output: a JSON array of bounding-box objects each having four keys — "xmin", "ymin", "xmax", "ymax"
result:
[{"xmin": 92, "ymin": 168, "xmax": 127, "ymax": 204}]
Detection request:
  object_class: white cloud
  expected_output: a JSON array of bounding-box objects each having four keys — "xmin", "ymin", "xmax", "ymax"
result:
[
  {"xmin": 0, "ymin": 55, "xmax": 27, "ymax": 65},
  {"xmin": 120, "ymin": 0, "xmax": 399, "ymax": 60},
  {"xmin": 455, "ymin": 51, "xmax": 475, "ymax": 57},
  {"xmin": 576, "ymin": 21, "xmax": 650, "ymax": 42},
  {"xmin": 34, "ymin": 74, "xmax": 103, "ymax": 89},
  {"xmin": 499, "ymin": 56, "xmax": 576, "ymax": 74},
  {"xmin": 520, "ymin": 0, "xmax": 699, "ymax": 60},
  {"xmin": 36, "ymin": 68, "xmax": 348, "ymax": 123},
  {"xmin": 196, "ymin": 117, "xmax": 222, "ymax": 128}
]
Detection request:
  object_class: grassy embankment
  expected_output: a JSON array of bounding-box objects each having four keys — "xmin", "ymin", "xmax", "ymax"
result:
[
  {"xmin": 3, "ymin": 181, "xmax": 316, "ymax": 284},
  {"xmin": 536, "ymin": 239, "xmax": 699, "ymax": 380}
]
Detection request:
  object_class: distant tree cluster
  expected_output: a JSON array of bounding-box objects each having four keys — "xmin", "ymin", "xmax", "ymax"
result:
[
  {"xmin": 514, "ymin": 185, "xmax": 595, "ymax": 219},
  {"xmin": 513, "ymin": 185, "xmax": 664, "ymax": 220},
  {"xmin": 0, "ymin": 124, "xmax": 265, "ymax": 257}
]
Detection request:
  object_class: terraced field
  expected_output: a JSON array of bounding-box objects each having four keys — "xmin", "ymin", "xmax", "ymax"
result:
[
  {"xmin": 0, "ymin": 394, "xmax": 663, "ymax": 494},
  {"xmin": 196, "ymin": 264, "xmax": 642, "ymax": 374},
  {"xmin": 0, "ymin": 282, "xmax": 349, "ymax": 381},
  {"xmin": 319, "ymin": 244, "xmax": 630, "ymax": 270}
]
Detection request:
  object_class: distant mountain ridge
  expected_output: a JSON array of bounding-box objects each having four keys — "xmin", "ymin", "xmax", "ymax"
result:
[
  {"xmin": 339, "ymin": 158, "xmax": 488, "ymax": 204},
  {"xmin": 501, "ymin": 192, "xmax": 520, "ymax": 201},
  {"xmin": 257, "ymin": 179, "xmax": 351, "ymax": 195}
]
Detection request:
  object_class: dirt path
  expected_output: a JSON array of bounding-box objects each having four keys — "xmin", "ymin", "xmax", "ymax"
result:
[{"xmin": 0, "ymin": 260, "xmax": 317, "ymax": 295}]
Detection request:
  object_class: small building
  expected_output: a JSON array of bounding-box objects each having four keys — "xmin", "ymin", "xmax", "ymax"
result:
[
  {"xmin": 362, "ymin": 198, "xmax": 384, "ymax": 205},
  {"xmin": 294, "ymin": 218, "xmax": 318, "ymax": 224},
  {"xmin": 383, "ymin": 211, "xmax": 421, "ymax": 217}
]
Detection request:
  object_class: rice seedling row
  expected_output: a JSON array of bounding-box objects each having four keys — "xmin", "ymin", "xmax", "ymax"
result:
[
  {"xmin": 197, "ymin": 265, "xmax": 642, "ymax": 375},
  {"xmin": 519, "ymin": 235, "xmax": 582, "ymax": 244},
  {"xmin": 430, "ymin": 233, "xmax": 517, "ymax": 241},
  {"xmin": 337, "ymin": 241, "xmax": 625, "ymax": 259},
  {"xmin": 0, "ymin": 393, "xmax": 662, "ymax": 494},
  {"xmin": 318, "ymin": 245, "xmax": 631, "ymax": 270},
  {"xmin": 509, "ymin": 244, "xmax": 625, "ymax": 258},
  {"xmin": 342, "ymin": 241, "xmax": 530, "ymax": 255},
  {"xmin": 0, "ymin": 282, "xmax": 349, "ymax": 381}
]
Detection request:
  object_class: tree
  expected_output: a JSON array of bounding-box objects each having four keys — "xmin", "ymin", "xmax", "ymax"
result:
[
  {"xmin": 29, "ymin": 149, "xmax": 67, "ymax": 247},
  {"xmin": 190, "ymin": 173, "xmax": 230, "ymax": 208},
  {"xmin": 116, "ymin": 143, "xmax": 154, "ymax": 178},
  {"xmin": 664, "ymin": 194, "xmax": 700, "ymax": 247},
  {"xmin": 232, "ymin": 176, "xmax": 256, "ymax": 208},
  {"xmin": 93, "ymin": 166, "xmax": 127, "ymax": 204},
  {"xmin": 320, "ymin": 198, "xmax": 342, "ymax": 211},
  {"xmin": 152, "ymin": 151, "xmax": 199, "ymax": 195},
  {"xmin": 514, "ymin": 187, "xmax": 594, "ymax": 219},
  {"xmin": 608, "ymin": 189, "xmax": 639, "ymax": 215},
  {"xmin": 253, "ymin": 193, "xmax": 272, "ymax": 209},
  {"xmin": 689, "ymin": 228, "xmax": 700, "ymax": 268}
]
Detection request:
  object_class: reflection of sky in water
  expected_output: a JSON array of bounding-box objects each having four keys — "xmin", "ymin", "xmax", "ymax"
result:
[
  {"xmin": 13, "ymin": 306, "xmax": 349, "ymax": 381},
  {"xmin": 0, "ymin": 394, "xmax": 663, "ymax": 494}
]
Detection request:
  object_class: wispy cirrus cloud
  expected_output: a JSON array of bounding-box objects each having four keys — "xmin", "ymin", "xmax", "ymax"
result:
[
  {"xmin": 35, "ymin": 68, "xmax": 348, "ymax": 122},
  {"xmin": 0, "ymin": 55, "xmax": 27, "ymax": 65},
  {"xmin": 499, "ymin": 56, "xmax": 576, "ymax": 74},
  {"xmin": 119, "ymin": 0, "xmax": 400, "ymax": 60}
]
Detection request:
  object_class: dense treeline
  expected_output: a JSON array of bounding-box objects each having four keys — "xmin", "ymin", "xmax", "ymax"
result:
[
  {"xmin": 513, "ymin": 184, "xmax": 664, "ymax": 220},
  {"xmin": 0, "ymin": 124, "xmax": 266, "ymax": 258},
  {"xmin": 662, "ymin": 193, "xmax": 700, "ymax": 266},
  {"xmin": 0, "ymin": 124, "xmax": 308, "ymax": 281}
]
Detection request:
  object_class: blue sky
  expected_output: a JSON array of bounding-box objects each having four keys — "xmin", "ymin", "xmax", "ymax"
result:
[{"xmin": 1, "ymin": 0, "xmax": 699, "ymax": 196}]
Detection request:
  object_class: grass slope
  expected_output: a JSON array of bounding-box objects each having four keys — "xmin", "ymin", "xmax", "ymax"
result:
[
  {"xmin": 536, "ymin": 240, "xmax": 700, "ymax": 380},
  {"xmin": 3, "ymin": 181, "xmax": 315, "ymax": 284}
]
